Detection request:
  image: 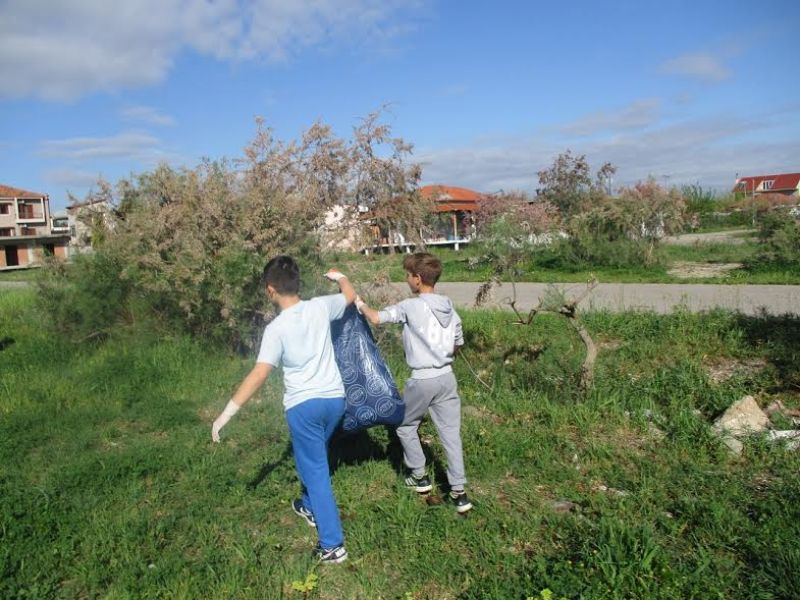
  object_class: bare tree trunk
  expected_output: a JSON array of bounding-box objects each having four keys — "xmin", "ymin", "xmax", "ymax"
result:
[
  {"xmin": 473, "ymin": 277, "xmax": 599, "ymax": 393},
  {"xmin": 567, "ymin": 315, "xmax": 597, "ymax": 389}
]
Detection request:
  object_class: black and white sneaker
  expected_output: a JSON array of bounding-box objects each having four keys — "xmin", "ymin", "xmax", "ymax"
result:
[
  {"xmin": 404, "ymin": 474, "xmax": 433, "ymax": 493},
  {"xmin": 292, "ymin": 499, "xmax": 316, "ymax": 528},
  {"xmin": 314, "ymin": 544, "xmax": 348, "ymax": 564},
  {"xmin": 449, "ymin": 491, "xmax": 473, "ymax": 513}
]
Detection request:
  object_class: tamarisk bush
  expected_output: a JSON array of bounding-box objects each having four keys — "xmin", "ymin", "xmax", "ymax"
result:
[{"xmin": 38, "ymin": 112, "xmax": 424, "ymax": 350}]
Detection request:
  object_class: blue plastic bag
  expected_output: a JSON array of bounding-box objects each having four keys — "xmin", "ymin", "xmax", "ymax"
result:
[{"xmin": 330, "ymin": 304, "xmax": 405, "ymax": 432}]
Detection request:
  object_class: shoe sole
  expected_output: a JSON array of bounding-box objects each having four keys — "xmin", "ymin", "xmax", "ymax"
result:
[
  {"xmin": 292, "ymin": 504, "xmax": 317, "ymax": 528},
  {"xmin": 319, "ymin": 551, "xmax": 348, "ymax": 564},
  {"xmin": 455, "ymin": 502, "xmax": 473, "ymax": 514},
  {"xmin": 410, "ymin": 483, "xmax": 433, "ymax": 493}
]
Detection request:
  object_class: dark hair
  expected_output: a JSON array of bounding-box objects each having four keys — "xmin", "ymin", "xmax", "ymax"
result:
[
  {"xmin": 402, "ymin": 252, "xmax": 442, "ymax": 286},
  {"xmin": 262, "ymin": 255, "xmax": 300, "ymax": 295}
]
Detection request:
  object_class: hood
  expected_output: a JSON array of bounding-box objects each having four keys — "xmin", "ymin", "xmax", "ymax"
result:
[{"xmin": 420, "ymin": 293, "xmax": 455, "ymax": 328}]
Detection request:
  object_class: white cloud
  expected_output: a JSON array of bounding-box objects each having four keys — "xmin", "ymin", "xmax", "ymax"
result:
[
  {"xmin": 560, "ymin": 99, "xmax": 661, "ymax": 136},
  {"xmin": 0, "ymin": 0, "xmax": 419, "ymax": 101},
  {"xmin": 660, "ymin": 52, "xmax": 733, "ymax": 82},
  {"xmin": 44, "ymin": 167, "xmax": 102, "ymax": 189},
  {"xmin": 38, "ymin": 132, "xmax": 162, "ymax": 160},
  {"xmin": 418, "ymin": 113, "xmax": 800, "ymax": 193},
  {"xmin": 121, "ymin": 106, "xmax": 176, "ymax": 127}
]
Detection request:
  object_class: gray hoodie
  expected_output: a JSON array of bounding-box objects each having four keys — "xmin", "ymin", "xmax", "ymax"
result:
[{"xmin": 378, "ymin": 293, "xmax": 464, "ymax": 379}]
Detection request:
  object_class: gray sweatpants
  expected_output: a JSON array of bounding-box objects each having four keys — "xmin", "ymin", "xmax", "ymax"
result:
[{"xmin": 397, "ymin": 372, "xmax": 467, "ymax": 490}]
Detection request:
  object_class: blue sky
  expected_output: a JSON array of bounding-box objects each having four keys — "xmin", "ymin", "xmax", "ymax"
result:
[{"xmin": 1, "ymin": 0, "xmax": 798, "ymax": 211}]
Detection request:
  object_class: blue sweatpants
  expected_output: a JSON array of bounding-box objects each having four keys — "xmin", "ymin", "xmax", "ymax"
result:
[{"xmin": 285, "ymin": 397, "xmax": 346, "ymax": 549}]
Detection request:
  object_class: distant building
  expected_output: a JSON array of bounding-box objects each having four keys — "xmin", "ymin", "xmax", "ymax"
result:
[
  {"xmin": 66, "ymin": 197, "xmax": 113, "ymax": 253},
  {"xmin": 0, "ymin": 184, "xmax": 70, "ymax": 269},
  {"xmin": 420, "ymin": 185, "xmax": 483, "ymax": 245},
  {"xmin": 362, "ymin": 184, "xmax": 486, "ymax": 253},
  {"xmin": 733, "ymin": 172, "xmax": 800, "ymax": 198}
]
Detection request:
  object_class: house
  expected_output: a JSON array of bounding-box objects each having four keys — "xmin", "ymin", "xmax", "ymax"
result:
[
  {"xmin": 733, "ymin": 173, "xmax": 800, "ymax": 198},
  {"xmin": 359, "ymin": 184, "xmax": 488, "ymax": 254},
  {"xmin": 65, "ymin": 197, "xmax": 113, "ymax": 253},
  {"xmin": 0, "ymin": 184, "xmax": 70, "ymax": 269},
  {"xmin": 419, "ymin": 185, "xmax": 484, "ymax": 247}
]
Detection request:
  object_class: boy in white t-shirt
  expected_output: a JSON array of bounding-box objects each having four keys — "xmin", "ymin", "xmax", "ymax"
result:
[{"xmin": 211, "ymin": 256, "xmax": 356, "ymax": 564}]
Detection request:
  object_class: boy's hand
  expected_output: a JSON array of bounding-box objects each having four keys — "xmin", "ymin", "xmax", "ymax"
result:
[
  {"xmin": 211, "ymin": 400, "xmax": 241, "ymax": 442},
  {"xmin": 355, "ymin": 295, "xmax": 366, "ymax": 314},
  {"xmin": 324, "ymin": 269, "xmax": 347, "ymax": 282}
]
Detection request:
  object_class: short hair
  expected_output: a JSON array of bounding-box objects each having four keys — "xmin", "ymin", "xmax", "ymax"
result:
[
  {"xmin": 403, "ymin": 252, "xmax": 442, "ymax": 286},
  {"xmin": 262, "ymin": 255, "xmax": 300, "ymax": 295}
]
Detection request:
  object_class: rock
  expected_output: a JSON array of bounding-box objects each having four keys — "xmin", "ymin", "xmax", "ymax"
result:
[
  {"xmin": 721, "ymin": 436, "xmax": 744, "ymax": 455},
  {"xmin": 767, "ymin": 430, "xmax": 800, "ymax": 450},
  {"xmin": 713, "ymin": 395, "xmax": 769, "ymax": 437},
  {"xmin": 765, "ymin": 399, "xmax": 800, "ymax": 419},
  {"xmin": 549, "ymin": 500, "xmax": 578, "ymax": 514}
]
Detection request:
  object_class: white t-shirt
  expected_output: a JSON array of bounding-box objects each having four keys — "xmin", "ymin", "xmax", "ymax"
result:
[{"xmin": 256, "ymin": 294, "xmax": 347, "ymax": 410}]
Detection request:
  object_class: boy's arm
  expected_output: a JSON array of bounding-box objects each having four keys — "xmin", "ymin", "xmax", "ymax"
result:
[
  {"xmin": 324, "ymin": 269, "xmax": 356, "ymax": 305},
  {"xmin": 212, "ymin": 362, "xmax": 273, "ymax": 442},
  {"xmin": 356, "ymin": 299, "xmax": 381, "ymax": 326}
]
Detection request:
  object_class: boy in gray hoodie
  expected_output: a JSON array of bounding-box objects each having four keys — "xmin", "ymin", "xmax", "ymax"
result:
[{"xmin": 357, "ymin": 252, "xmax": 472, "ymax": 513}]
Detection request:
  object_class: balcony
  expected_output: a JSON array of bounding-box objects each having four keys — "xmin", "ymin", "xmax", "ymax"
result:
[{"xmin": 51, "ymin": 220, "xmax": 69, "ymax": 233}]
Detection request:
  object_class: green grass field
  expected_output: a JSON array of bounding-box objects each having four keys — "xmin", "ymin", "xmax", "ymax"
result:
[
  {"xmin": 335, "ymin": 239, "xmax": 800, "ymax": 285},
  {"xmin": 0, "ymin": 268, "xmax": 40, "ymax": 282},
  {"xmin": 2, "ymin": 288, "xmax": 799, "ymax": 599}
]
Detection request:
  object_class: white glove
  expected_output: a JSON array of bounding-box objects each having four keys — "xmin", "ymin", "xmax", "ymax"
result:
[
  {"xmin": 212, "ymin": 400, "xmax": 241, "ymax": 442},
  {"xmin": 324, "ymin": 269, "xmax": 347, "ymax": 282},
  {"xmin": 355, "ymin": 295, "xmax": 366, "ymax": 314}
]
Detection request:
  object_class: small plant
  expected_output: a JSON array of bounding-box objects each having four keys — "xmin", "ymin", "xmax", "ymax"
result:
[
  {"xmin": 291, "ymin": 572, "xmax": 318, "ymax": 596},
  {"xmin": 527, "ymin": 589, "xmax": 567, "ymax": 600}
]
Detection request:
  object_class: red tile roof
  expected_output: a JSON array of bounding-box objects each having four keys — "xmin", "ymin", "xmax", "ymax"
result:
[
  {"xmin": 420, "ymin": 185, "xmax": 485, "ymax": 201},
  {"xmin": 421, "ymin": 185, "xmax": 486, "ymax": 212},
  {"xmin": 734, "ymin": 172, "xmax": 800, "ymax": 192},
  {"xmin": 0, "ymin": 184, "xmax": 46, "ymax": 198}
]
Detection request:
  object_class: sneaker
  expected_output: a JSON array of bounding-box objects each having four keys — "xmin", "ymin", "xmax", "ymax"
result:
[
  {"xmin": 449, "ymin": 491, "xmax": 473, "ymax": 513},
  {"xmin": 292, "ymin": 499, "xmax": 316, "ymax": 528},
  {"xmin": 404, "ymin": 474, "xmax": 433, "ymax": 493},
  {"xmin": 314, "ymin": 544, "xmax": 348, "ymax": 564}
]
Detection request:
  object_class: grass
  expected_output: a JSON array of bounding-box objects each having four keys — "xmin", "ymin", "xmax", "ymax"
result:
[
  {"xmin": 335, "ymin": 234, "xmax": 800, "ymax": 285},
  {"xmin": 0, "ymin": 267, "xmax": 40, "ymax": 282},
  {"xmin": 2, "ymin": 288, "xmax": 800, "ymax": 598}
]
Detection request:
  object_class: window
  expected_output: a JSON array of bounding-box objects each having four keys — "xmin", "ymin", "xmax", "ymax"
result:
[
  {"xmin": 0, "ymin": 228, "xmax": 14, "ymax": 237},
  {"xmin": 0, "ymin": 204, "xmax": 9, "ymax": 214},
  {"xmin": 21, "ymin": 226, "xmax": 36, "ymax": 236},
  {"xmin": 763, "ymin": 180, "xmax": 774, "ymax": 190}
]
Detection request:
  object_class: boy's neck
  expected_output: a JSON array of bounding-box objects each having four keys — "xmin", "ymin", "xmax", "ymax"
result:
[
  {"xmin": 417, "ymin": 284, "xmax": 435, "ymax": 294},
  {"xmin": 276, "ymin": 294, "xmax": 301, "ymax": 311}
]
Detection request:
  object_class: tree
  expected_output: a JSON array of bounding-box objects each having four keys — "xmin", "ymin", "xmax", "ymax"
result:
[
  {"xmin": 536, "ymin": 150, "xmax": 615, "ymax": 219},
  {"xmin": 38, "ymin": 111, "xmax": 427, "ymax": 349}
]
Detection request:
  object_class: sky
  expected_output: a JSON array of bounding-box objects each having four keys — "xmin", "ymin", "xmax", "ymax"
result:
[{"xmin": 1, "ymin": 0, "xmax": 798, "ymax": 211}]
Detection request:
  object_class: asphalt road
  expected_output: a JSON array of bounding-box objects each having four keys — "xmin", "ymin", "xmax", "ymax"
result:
[
  {"xmin": 3, "ymin": 279, "xmax": 798, "ymax": 315},
  {"xmin": 662, "ymin": 229, "xmax": 755, "ymax": 245},
  {"xmin": 436, "ymin": 282, "xmax": 800, "ymax": 316}
]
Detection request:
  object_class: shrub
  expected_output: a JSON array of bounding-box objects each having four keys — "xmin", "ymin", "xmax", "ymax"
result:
[
  {"xmin": 38, "ymin": 113, "xmax": 423, "ymax": 350},
  {"xmin": 564, "ymin": 178, "xmax": 685, "ymax": 268},
  {"xmin": 747, "ymin": 211, "xmax": 800, "ymax": 268}
]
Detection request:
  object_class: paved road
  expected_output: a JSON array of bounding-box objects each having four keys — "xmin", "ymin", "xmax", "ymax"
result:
[
  {"xmin": 4, "ymin": 279, "xmax": 798, "ymax": 315},
  {"xmin": 436, "ymin": 282, "xmax": 800, "ymax": 316},
  {"xmin": 662, "ymin": 229, "xmax": 755, "ymax": 245}
]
